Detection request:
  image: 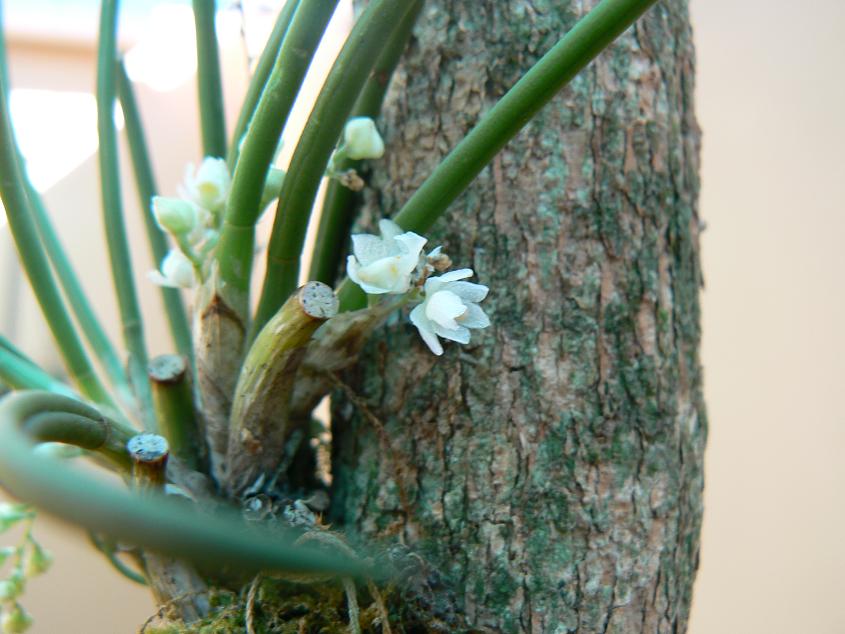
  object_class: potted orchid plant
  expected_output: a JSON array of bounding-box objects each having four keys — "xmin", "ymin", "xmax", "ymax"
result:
[{"xmin": 0, "ymin": 0, "xmax": 663, "ymax": 631}]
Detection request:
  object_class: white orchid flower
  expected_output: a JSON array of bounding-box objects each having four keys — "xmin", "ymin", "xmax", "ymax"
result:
[
  {"xmin": 409, "ymin": 269, "xmax": 490, "ymax": 355},
  {"xmin": 152, "ymin": 196, "xmax": 197, "ymax": 235},
  {"xmin": 181, "ymin": 157, "xmax": 230, "ymax": 213},
  {"xmin": 148, "ymin": 249, "xmax": 196, "ymax": 289},
  {"xmin": 343, "ymin": 117, "xmax": 385, "ymax": 160},
  {"xmin": 347, "ymin": 219, "xmax": 426, "ymax": 294}
]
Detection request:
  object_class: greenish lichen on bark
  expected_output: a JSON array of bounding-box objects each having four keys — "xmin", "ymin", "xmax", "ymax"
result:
[{"xmin": 331, "ymin": 1, "xmax": 704, "ymax": 632}]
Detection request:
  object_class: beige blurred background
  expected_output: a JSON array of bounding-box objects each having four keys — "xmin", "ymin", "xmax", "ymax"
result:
[{"xmin": 0, "ymin": 0, "xmax": 843, "ymax": 631}]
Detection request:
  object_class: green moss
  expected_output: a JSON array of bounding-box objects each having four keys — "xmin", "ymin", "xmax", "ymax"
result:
[{"xmin": 144, "ymin": 571, "xmax": 468, "ymax": 634}]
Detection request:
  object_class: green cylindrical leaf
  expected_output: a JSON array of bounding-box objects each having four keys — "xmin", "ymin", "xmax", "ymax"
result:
[
  {"xmin": 192, "ymin": 0, "xmax": 227, "ymax": 158},
  {"xmin": 97, "ymin": 0, "xmax": 154, "ymax": 427},
  {"xmin": 116, "ymin": 60, "xmax": 193, "ymax": 362},
  {"xmin": 253, "ymin": 0, "xmax": 418, "ymax": 336}
]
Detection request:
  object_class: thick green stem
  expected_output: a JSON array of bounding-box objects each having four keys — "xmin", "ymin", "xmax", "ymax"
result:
[
  {"xmin": 97, "ymin": 0, "xmax": 155, "ymax": 429},
  {"xmin": 337, "ymin": 0, "xmax": 657, "ymax": 309},
  {"xmin": 225, "ymin": 282, "xmax": 337, "ymax": 496},
  {"xmin": 0, "ymin": 391, "xmax": 364, "ymax": 577},
  {"xmin": 116, "ymin": 60, "xmax": 194, "ymax": 363},
  {"xmin": 252, "ymin": 0, "xmax": 417, "ymax": 337},
  {"xmin": 0, "ymin": 392, "xmax": 134, "ymax": 472},
  {"xmin": 309, "ymin": 0, "xmax": 424, "ymax": 286},
  {"xmin": 214, "ymin": 0, "xmax": 339, "ymax": 324},
  {"xmin": 192, "ymin": 0, "xmax": 227, "ymax": 158},
  {"xmin": 149, "ymin": 355, "xmax": 204, "ymax": 472},
  {"xmin": 227, "ymin": 0, "xmax": 300, "ymax": 168}
]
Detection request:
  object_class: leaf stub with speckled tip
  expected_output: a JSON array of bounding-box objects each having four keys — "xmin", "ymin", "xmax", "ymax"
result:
[
  {"xmin": 299, "ymin": 281, "xmax": 339, "ymax": 320},
  {"xmin": 127, "ymin": 433, "xmax": 169, "ymax": 463}
]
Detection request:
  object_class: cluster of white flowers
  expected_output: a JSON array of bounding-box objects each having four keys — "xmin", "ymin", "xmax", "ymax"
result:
[
  {"xmin": 148, "ymin": 157, "xmax": 229, "ymax": 289},
  {"xmin": 148, "ymin": 157, "xmax": 283, "ymax": 289},
  {"xmin": 346, "ymin": 220, "xmax": 490, "ymax": 355}
]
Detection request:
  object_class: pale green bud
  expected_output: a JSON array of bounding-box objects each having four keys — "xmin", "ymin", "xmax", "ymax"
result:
[
  {"xmin": 0, "ymin": 572, "xmax": 25, "ymax": 602},
  {"xmin": 1, "ymin": 603, "xmax": 33, "ymax": 633},
  {"xmin": 0, "ymin": 505, "xmax": 29, "ymax": 533},
  {"xmin": 259, "ymin": 167, "xmax": 285, "ymax": 210},
  {"xmin": 0, "ymin": 547, "xmax": 17, "ymax": 567},
  {"xmin": 343, "ymin": 117, "xmax": 385, "ymax": 160},
  {"xmin": 148, "ymin": 249, "xmax": 197, "ymax": 289},
  {"xmin": 152, "ymin": 197, "xmax": 197, "ymax": 235},
  {"xmin": 23, "ymin": 543, "xmax": 52, "ymax": 578}
]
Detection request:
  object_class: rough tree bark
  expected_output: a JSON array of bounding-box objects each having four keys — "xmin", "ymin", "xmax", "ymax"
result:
[{"xmin": 331, "ymin": 1, "xmax": 705, "ymax": 632}]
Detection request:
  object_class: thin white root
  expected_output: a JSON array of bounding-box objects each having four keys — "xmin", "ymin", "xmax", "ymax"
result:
[
  {"xmin": 368, "ymin": 579, "xmax": 393, "ymax": 634},
  {"xmin": 245, "ymin": 574, "xmax": 262, "ymax": 634},
  {"xmin": 343, "ymin": 577, "xmax": 361, "ymax": 634}
]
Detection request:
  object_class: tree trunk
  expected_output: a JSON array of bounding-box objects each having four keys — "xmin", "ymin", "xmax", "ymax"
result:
[{"xmin": 331, "ymin": 1, "xmax": 704, "ymax": 632}]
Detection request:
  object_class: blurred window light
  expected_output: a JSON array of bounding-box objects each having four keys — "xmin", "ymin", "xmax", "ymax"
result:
[
  {"xmin": 123, "ymin": 4, "xmax": 197, "ymax": 92},
  {"xmin": 10, "ymin": 89, "xmax": 107, "ymax": 192},
  {"xmin": 0, "ymin": 89, "xmax": 125, "ymax": 228}
]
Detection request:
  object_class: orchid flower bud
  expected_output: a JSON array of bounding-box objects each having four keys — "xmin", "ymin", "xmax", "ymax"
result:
[
  {"xmin": 152, "ymin": 197, "xmax": 197, "ymax": 235},
  {"xmin": 0, "ymin": 547, "xmax": 16, "ymax": 568},
  {"xmin": 0, "ymin": 572, "xmax": 25, "ymax": 602},
  {"xmin": 23, "ymin": 542, "xmax": 52, "ymax": 577},
  {"xmin": 343, "ymin": 117, "xmax": 385, "ymax": 160},
  {"xmin": 148, "ymin": 249, "xmax": 196, "ymax": 289},
  {"xmin": 0, "ymin": 504, "xmax": 29, "ymax": 532}
]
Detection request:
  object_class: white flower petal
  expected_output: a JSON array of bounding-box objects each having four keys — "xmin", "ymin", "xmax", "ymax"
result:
[
  {"xmin": 425, "ymin": 290, "xmax": 467, "ymax": 330},
  {"xmin": 438, "ymin": 268, "xmax": 474, "ymax": 283},
  {"xmin": 355, "ymin": 256, "xmax": 411, "ymax": 294},
  {"xmin": 378, "ymin": 219, "xmax": 403, "ymax": 241},
  {"xmin": 423, "ymin": 276, "xmax": 443, "ymax": 294},
  {"xmin": 433, "ymin": 323, "xmax": 471, "ymax": 344},
  {"xmin": 185, "ymin": 157, "xmax": 230, "ymax": 211},
  {"xmin": 410, "ymin": 305, "xmax": 443, "ymax": 355},
  {"xmin": 457, "ymin": 302, "xmax": 490, "ymax": 329},
  {"xmin": 447, "ymin": 281, "xmax": 489, "ymax": 303},
  {"xmin": 351, "ymin": 234, "xmax": 393, "ymax": 266},
  {"xmin": 348, "ymin": 225, "xmax": 426, "ymax": 294},
  {"xmin": 394, "ymin": 231, "xmax": 427, "ymax": 260},
  {"xmin": 348, "ymin": 255, "xmax": 395, "ymax": 294},
  {"xmin": 418, "ymin": 328, "xmax": 443, "ymax": 355},
  {"xmin": 158, "ymin": 250, "xmax": 196, "ymax": 288},
  {"xmin": 409, "ymin": 303, "xmax": 429, "ymax": 330},
  {"xmin": 347, "ymin": 254, "xmax": 363, "ymax": 284},
  {"xmin": 147, "ymin": 270, "xmax": 179, "ymax": 288}
]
